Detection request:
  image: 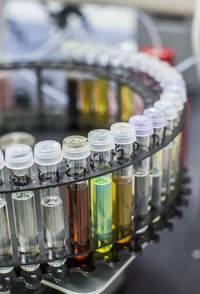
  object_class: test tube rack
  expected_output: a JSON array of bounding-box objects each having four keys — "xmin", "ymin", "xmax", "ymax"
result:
[{"xmin": 0, "ymin": 57, "xmax": 190, "ymax": 291}]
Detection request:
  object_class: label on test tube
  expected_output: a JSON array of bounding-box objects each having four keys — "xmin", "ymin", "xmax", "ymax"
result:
[
  {"xmin": 110, "ymin": 122, "xmax": 136, "ymax": 243},
  {"xmin": 88, "ymin": 129, "xmax": 114, "ymax": 252},
  {"xmin": 34, "ymin": 140, "xmax": 66, "ymax": 265},
  {"xmin": 5, "ymin": 144, "xmax": 39, "ymax": 267},
  {"xmin": 63, "ymin": 136, "xmax": 90, "ymax": 258}
]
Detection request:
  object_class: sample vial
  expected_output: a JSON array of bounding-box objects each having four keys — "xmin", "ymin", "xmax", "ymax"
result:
[
  {"xmin": 0, "ymin": 150, "xmax": 13, "ymax": 274},
  {"xmin": 143, "ymin": 108, "xmax": 167, "ymax": 211},
  {"xmin": 63, "ymin": 136, "xmax": 90, "ymax": 260},
  {"xmin": 120, "ymin": 85, "xmax": 134, "ymax": 122},
  {"xmin": 88, "ymin": 129, "xmax": 114, "ymax": 253},
  {"xmin": 154, "ymin": 100, "xmax": 178, "ymax": 198},
  {"xmin": 34, "ymin": 140, "xmax": 66, "ymax": 267},
  {"xmin": 97, "ymin": 48, "xmax": 119, "ymax": 123},
  {"xmin": 160, "ymin": 93, "xmax": 184, "ymax": 182},
  {"xmin": 5, "ymin": 144, "xmax": 39, "ymax": 271},
  {"xmin": 128, "ymin": 115, "xmax": 153, "ymax": 225},
  {"xmin": 110, "ymin": 122, "xmax": 136, "ymax": 243}
]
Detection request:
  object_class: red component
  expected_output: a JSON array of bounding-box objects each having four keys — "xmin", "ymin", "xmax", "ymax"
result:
[{"xmin": 140, "ymin": 46, "xmax": 175, "ymax": 66}]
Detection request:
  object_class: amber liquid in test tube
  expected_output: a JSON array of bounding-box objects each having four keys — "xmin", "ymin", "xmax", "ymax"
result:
[
  {"xmin": 5, "ymin": 144, "xmax": 39, "ymax": 272},
  {"xmin": 0, "ymin": 150, "xmax": 13, "ymax": 274},
  {"xmin": 143, "ymin": 108, "xmax": 167, "ymax": 213},
  {"xmin": 129, "ymin": 115, "xmax": 153, "ymax": 229},
  {"xmin": 63, "ymin": 136, "xmax": 90, "ymax": 260},
  {"xmin": 110, "ymin": 122, "xmax": 136, "ymax": 243},
  {"xmin": 34, "ymin": 140, "xmax": 66, "ymax": 267}
]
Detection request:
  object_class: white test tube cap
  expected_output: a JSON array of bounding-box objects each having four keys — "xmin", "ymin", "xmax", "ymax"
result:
[
  {"xmin": 160, "ymin": 93, "xmax": 184, "ymax": 112},
  {"xmin": 154, "ymin": 100, "xmax": 178, "ymax": 121},
  {"xmin": 88, "ymin": 129, "xmax": 115, "ymax": 152},
  {"xmin": 0, "ymin": 149, "xmax": 4, "ymax": 170},
  {"xmin": 62, "ymin": 136, "xmax": 90, "ymax": 160},
  {"xmin": 5, "ymin": 144, "xmax": 34, "ymax": 170},
  {"xmin": 110, "ymin": 122, "xmax": 136, "ymax": 145},
  {"xmin": 128, "ymin": 115, "xmax": 154, "ymax": 137},
  {"xmin": 34, "ymin": 140, "xmax": 63, "ymax": 166}
]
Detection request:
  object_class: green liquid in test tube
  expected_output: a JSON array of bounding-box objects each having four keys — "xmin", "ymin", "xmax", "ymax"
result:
[
  {"xmin": 88, "ymin": 129, "xmax": 114, "ymax": 253},
  {"xmin": 91, "ymin": 176, "xmax": 112, "ymax": 242}
]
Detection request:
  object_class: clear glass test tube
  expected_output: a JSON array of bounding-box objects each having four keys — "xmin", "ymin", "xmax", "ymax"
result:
[
  {"xmin": 143, "ymin": 108, "xmax": 167, "ymax": 212},
  {"xmin": 0, "ymin": 150, "xmax": 13, "ymax": 274},
  {"xmin": 88, "ymin": 129, "xmax": 114, "ymax": 253},
  {"xmin": 160, "ymin": 93, "xmax": 184, "ymax": 187},
  {"xmin": 94, "ymin": 78, "xmax": 109, "ymax": 116},
  {"xmin": 129, "ymin": 115, "xmax": 153, "ymax": 228},
  {"xmin": 110, "ymin": 122, "xmax": 136, "ymax": 243},
  {"xmin": 120, "ymin": 85, "xmax": 134, "ymax": 122},
  {"xmin": 154, "ymin": 101, "xmax": 178, "ymax": 199},
  {"xmin": 63, "ymin": 136, "xmax": 90, "ymax": 261},
  {"xmin": 5, "ymin": 144, "xmax": 39, "ymax": 272},
  {"xmin": 34, "ymin": 140, "xmax": 65, "ymax": 267}
]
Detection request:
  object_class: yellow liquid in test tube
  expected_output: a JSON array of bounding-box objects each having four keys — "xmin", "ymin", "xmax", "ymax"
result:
[
  {"xmin": 79, "ymin": 79, "xmax": 93, "ymax": 114},
  {"xmin": 94, "ymin": 79, "xmax": 109, "ymax": 115},
  {"xmin": 120, "ymin": 86, "xmax": 134, "ymax": 121},
  {"xmin": 112, "ymin": 176, "xmax": 133, "ymax": 243},
  {"xmin": 91, "ymin": 176, "xmax": 113, "ymax": 253}
]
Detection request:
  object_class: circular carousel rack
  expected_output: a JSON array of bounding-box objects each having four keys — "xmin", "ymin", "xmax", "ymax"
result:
[{"xmin": 0, "ymin": 58, "xmax": 189, "ymax": 292}]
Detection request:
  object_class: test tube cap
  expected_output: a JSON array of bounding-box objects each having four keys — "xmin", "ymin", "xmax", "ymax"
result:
[
  {"xmin": 110, "ymin": 122, "xmax": 136, "ymax": 144},
  {"xmin": 160, "ymin": 92, "xmax": 184, "ymax": 112},
  {"xmin": 34, "ymin": 140, "xmax": 63, "ymax": 166},
  {"xmin": 88, "ymin": 129, "xmax": 115, "ymax": 152},
  {"xmin": 5, "ymin": 144, "xmax": 34, "ymax": 170},
  {"xmin": 62, "ymin": 136, "xmax": 90, "ymax": 160},
  {"xmin": 154, "ymin": 100, "xmax": 177, "ymax": 121},
  {"xmin": 0, "ymin": 149, "xmax": 4, "ymax": 170},
  {"xmin": 143, "ymin": 107, "xmax": 167, "ymax": 129},
  {"xmin": 128, "ymin": 115, "xmax": 154, "ymax": 137}
]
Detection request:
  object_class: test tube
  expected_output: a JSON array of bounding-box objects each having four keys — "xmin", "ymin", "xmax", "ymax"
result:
[
  {"xmin": 160, "ymin": 93, "xmax": 184, "ymax": 184},
  {"xmin": 34, "ymin": 140, "xmax": 66, "ymax": 267},
  {"xmin": 128, "ymin": 115, "xmax": 153, "ymax": 225},
  {"xmin": 110, "ymin": 122, "xmax": 136, "ymax": 243},
  {"xmin": 5, "ymin": 144, "xmax": 39, "ymax": 271},
  {"xmin": 62, "ymin": 136, "xmax": 90, "ymax": 260},
  {"xmin": 143, "ymin": 108, "xmax": 167, "ymax": 212},
  {"xmin": 154, "ymin": 101, "xmax": 178, "ymax": 198},
  {"xmin": 88, "ymin": 129, "xmax": 114, "ymax": 253},
  {"xmin": 120, "ymin": 85, "xmax": 134, "ymax": 121},
  {"xmin": 0, "ymin": 150, "xmax": 13, "ymax": 274}
]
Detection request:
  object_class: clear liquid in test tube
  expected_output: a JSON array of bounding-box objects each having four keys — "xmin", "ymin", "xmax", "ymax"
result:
[
  {"xmin": 5, "ymin": 144, "xmax": 39, "ymax": 271},
  {"xmin": 160, "ymin": 93, "xmax": 184, "ymax": 188},
  {"xmin": 143, "ymin": 108, "xmax": 167, "ymax": 213},
  {"xmin": 154, "ymin": 100, "xmax": 178, "ymax": 200},
  {"xmin": 34, "ymin": 140, "xmax": 66, "ymax": 267},
  {"xmin": 0, "ymin": 150, "xmax": 13, "ymax": 274},
  {"xmin": 110, "ymin": 122, "xmax": 136, "ymax": 243},
  {"xmin": 88, "ymin": 129, "xmax": 115, "ymax": 253},
  {"xmin": 129, "ymin": 115, "xmax": 153, "ymax": 229},
  {"xmin": 161, "ymin": 92, "xmax": 184, "ymax": 185}
]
